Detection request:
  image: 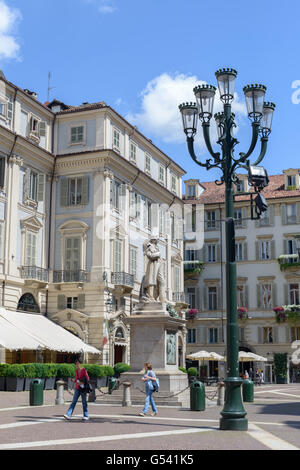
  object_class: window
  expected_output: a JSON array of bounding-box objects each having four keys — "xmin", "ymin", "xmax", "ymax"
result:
[
  {"xmin": 0, "ymin": 156, "xmax": 5, "ymax": 188},
  {"xmin": 236, "ymin": 180, "xmax": 245, "ymax": 193},
  {"xmin": 130, "ymin": 142, "xmax": 137, "ymax": 163},
  {"xmin": 70, "ymin": 126, "xmax": 84, "ymax": 144},
  {"xmin": 260, "ymin": 284, "xmax": 272, "ymax": 309},
  {"xmin": 187, "ymin": 287, "xmax": 196, "ymax": 309},
  {"xmin": 234, "ymin": 209, "xmax": 243, "ymax": 227},
  {"xmin": 0, "ymin": 97, "xmax": 13, "ymax": 126},
  {"xmin": 29, "ymin": 171, "xmax": 38, "ymax": 201},
  {"xmin": 187, "ymin": 185, "xmax": 196, "ymax": 197},
  {"xmin": 289, "ymin": 284, "xmax": 300, "ymax": 305},
  {"xmin": 145, "ymin": 154, "xmax": 151, "ymax": 174},
  {"xmin": 235, "ymin": 243, "xmax": 244, "ymax": 261},
  {"xmin": 239, "ymin": 327, "xmax": 245, "ymax": 342},
  {"xmin": 110, "ymin": 180, "xmax": 125, "ymax": 212},
  {"xmin": 187, "ymin": 329, "xmax": 196, "ymax": 344},
  {"xmin": 263, "ymin": 327, "xmax": 273, "ymax": 344},
  {"xmin": 207, "ymin": 244, "xmax": 216, "ymax": 263},
  {"xmin": 260, "ymin": 240, "xmax": 271, "ymax": 260},
  {"xmin": 287, "ymin": 175, "xmax": 296, "ymax": 189},
  {"xmin": 209, "ymin": 328, "xmax": 218, "ymax": 344},
  {"xmin": 17, "ymin": 293, "xmax": 40, "ymax": 313},
  {"xmin": 129, "ymin": 245, "xmax": 137, "ymax": 280},
  {"xmin": 208, "ymin": 286, "xmax": 217, "ymax": 310},
  {"xmin": 67, "ymin": 297, "xmax": 78, "ymax": 309},
  {"xmin": 291, "ymin": 327, "xmax": 300, "ymax": 341},
  {"xmin": 259, "ymin": 208, "xmax": 270, "ymax": 226},
  {"xmin": 237, "ymin": 285, "xmax": 246, "ymax": 307},
  {"xmin": 147, "ymin": 201, "xmax": 152, "ymax": 227},
  {"xmin": 185, "ymin": 249, "xmax": 196, "ymax": 261},
  {"xmin": 65, "ymin": 237, "xmax": 81, "ymax": 271},
  {"xmin": 61, "ymin": 176, "xmax": 89, "ymax": 207},
  {"xmin": 26, "ymin": 231, "xmax": 37, "ymax": 266},
  {"xmin": 159, "ymin": 165, "xmax": 165, "ymax": 184},
  {"xmin": 0, "ymin": 221, "xmax": 4, "ymax": 260},
  {"xmin": 174, "ymin": 265, "xmax": 181, "ymax": 293},
  {"xmin": 286, "ymin": 204, "xmax": 297, "ymax": 224},
  {"xmin": 113, "ymin": 128, "xmax": 120, "ymax": 149},
  {"xmin": 206, "ymin": 211, "xmax": 216, "ymax": 229}
]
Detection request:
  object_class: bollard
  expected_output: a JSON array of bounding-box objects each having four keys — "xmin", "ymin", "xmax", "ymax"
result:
[
  {"xmin": 55, "ymin": 379, "xmax": 65, "ymax": 405},
  {"xmin": 217, "ymin": 382, "xmax": 225, "ymax": 406},
  {"xmin": 122, "ymin": 381, "xmax": 132, "ymax": 407}
]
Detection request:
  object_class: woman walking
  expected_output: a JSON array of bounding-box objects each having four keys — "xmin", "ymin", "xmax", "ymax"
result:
[
  {"xmin": 139, "ymin": 362, "xmax": 158, "ymax": 417},
  {"xmin": 63, "ymin": 359, "xmax": 90, "ymax": 421}
]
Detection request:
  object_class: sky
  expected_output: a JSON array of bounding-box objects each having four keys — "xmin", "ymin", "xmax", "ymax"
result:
[{"xmin": 1, "ymin": 0, "xmax": 300, "ymax": 184}]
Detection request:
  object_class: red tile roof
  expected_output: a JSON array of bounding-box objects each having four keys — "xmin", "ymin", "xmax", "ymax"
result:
[{"xmin": 184, "ymin": 174, "xmax": 300, "ymax": 205}]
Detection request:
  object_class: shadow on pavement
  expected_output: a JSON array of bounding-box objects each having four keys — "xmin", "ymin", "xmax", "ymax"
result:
[{"xmin": 256, "ymin": 402, "xmax": 300, "ymax": 416}]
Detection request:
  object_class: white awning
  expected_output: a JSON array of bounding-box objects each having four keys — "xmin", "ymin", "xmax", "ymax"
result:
[{"xmin": 0, "ymin": 308, "xmax": 100, "ymax": 354}]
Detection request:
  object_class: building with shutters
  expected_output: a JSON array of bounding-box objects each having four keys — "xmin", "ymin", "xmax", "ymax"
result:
[
  {"xmin": 183, "ymin": 172, "xmax": 300, "ymax": 383},
  {"xmin": 0, "ymin": 71, "xmax": 187, "ymax": 366}
]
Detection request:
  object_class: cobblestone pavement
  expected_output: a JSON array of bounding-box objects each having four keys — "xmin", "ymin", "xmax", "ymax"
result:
[{"xmin": 0, "ymin": 384, "xmax": 299, "ymax": 451}]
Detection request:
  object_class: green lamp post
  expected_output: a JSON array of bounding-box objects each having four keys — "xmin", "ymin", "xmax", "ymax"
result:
[{"xmin": 179, "ymin": 68, "xmax": 275, "ymax": 431}]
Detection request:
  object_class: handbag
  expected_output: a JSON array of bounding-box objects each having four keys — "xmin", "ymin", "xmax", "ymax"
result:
[{"xmin": 83, "ymin": 377, "xmax": 93, "ymax": 393}]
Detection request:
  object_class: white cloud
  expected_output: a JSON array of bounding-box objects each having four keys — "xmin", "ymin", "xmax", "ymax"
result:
[
  {"xmin": 83, "ymin": 0, "xmax": 117, "ymax": 14},
  {"xmin": 0, "ymin": 1, "xmax": 21, "ymax": 61},
  {"xmin": 126, "ymin": 73, "xmax": 247, "ymax": 150}
]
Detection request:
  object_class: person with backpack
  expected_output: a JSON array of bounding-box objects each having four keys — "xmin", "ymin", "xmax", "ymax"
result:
[
  {"xmin": 139, "ymin": 362, "xmax": 158, "ymax": 417},
  {"xmin": 63, "ymin": 358, "xmax": 90, "ymax": 421}
]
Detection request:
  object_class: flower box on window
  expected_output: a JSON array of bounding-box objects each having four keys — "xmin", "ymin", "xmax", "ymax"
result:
[
  {"xmin": 237, "ymin": 307, "xmax": 248, "ymax": 322},
  {"xmin": 187, "ymin": 309, "xmax": 198, "ymax": 320}
]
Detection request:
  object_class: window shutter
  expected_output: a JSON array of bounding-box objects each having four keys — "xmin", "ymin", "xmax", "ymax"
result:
[
  {"xmin": 242, "ymin": 207, "xmax": 247, "ymax": 228},
  {"xmin": 257, "ymin": 285, "xmax": 261, "ymax": 308},
  {"xmin": 60, "ymin": 178, "xmax": 69, "ymax": 206},
  {"xmin": 257, "ymin": 327, "xmax": 263, "ymax": 344},
  {"xmin": 23, "ymin": 168, "xmax": 31, "ymax": 201},
  {"xmin": 196, "ymin": 287, "xmax": 201, "ymax": 311},
  {"xmin": 255, "ymin": 241, "xmax": 259, "ymax": 260},
  {"xmin": 286, "ymin": 327, "xmax": 291, "ymax": 343},
  {"xmin": 245, "ymin": 285, "xmax": 249, "ymax": 308},
  {"xmin": 57, "ymin": 295, "xmax": 65, "ymax": 310},
  {"xmin": 271, "ymin": 240, "xmax": 275, "ymax": 260},
  {"xmin": 203, "ymin": 287, "xmax": 208, "ymax": 310},
  {"xmin": 243, "ymin": 242, "xmax": 248, "ymax": 261},
  {"xmin": 297, "ymin": 203, "xmax": 300, "ymax": 224},
  {"xmin": 77, "ymin": 294, "xmax": 85, "ymax": 310},
  {"xmin": 273, "ymin": 327, "xmax": 279, "ymax": 344},
  {"xmin": 39, "ymin": 121, "xmax": 46, "ymax": 137},
  {"xmin": 136, "ymin": 194, "xmax": 142, "ymax": 222},
  {"xmin": 7, "ymin": 101, "xmax": 13, "ymax": 121},
  {"xmin": 81, "ymin": 176, "xmax": 89, "ymax": 205},
  {"xmin": 151, "ymin": 203, "xmax": 159, "ymax": 233},
  {"xmin": 283, "ymin": 239, "xmax": 288, "ymax": 254},
  {"xmin": 217, "ymin": 286, "xmax": 221, "ymax": 310},
  {"xmin": 272, "ymin": 283, "xmax": 277, "ymax": 308},
  {"xmin": 119, "ymin": 184, "xmax": 126, "ymax": 212},
  {"xmin": 110, "ymin": 179, "xmax": 115, "ymax": 208},
  {"xmin": 130, "ymin": 191, "xmax": 136, "ymax": 218},
  {"xmin": 284, "ymin": 284, "xmax": 289, "ymax": 305},
  {"xmin": 217, "ymin": 244, "xmax": 221, "ymax": 262},
  {"xmin": 281, "ymin": 204, "xmax": 286, "ymax": 225},
  {"xmin": 269, "ymin": 205, "xmax": 275, "ymax": 225},
  {"xmin": 197, "ymin": 327, "xmax": 203, "ymax": 345},
  {"xmin": 215, "ymin": 209, "xmax": 220, "ymax": 229},
  {"xmin": 165, "ymin": 212, "xmax": 171, "ymax": 238},
  {"xmin": 37, "ymin": 174, "xmax": 45, "ymax": 202},
  {"xmin": 0, "ymin": 156, "xmax": 5, "ymax": 188}
]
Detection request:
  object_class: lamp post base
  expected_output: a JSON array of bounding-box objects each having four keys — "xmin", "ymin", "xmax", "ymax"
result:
[{"xmin": 219, "ymin": 377, "xmax": 248, "ymax": 431}]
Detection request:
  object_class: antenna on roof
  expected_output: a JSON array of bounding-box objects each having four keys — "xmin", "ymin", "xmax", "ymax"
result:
[{"xmin": 47, "ymin": 72, "xmax": 55, "ymax": 102}]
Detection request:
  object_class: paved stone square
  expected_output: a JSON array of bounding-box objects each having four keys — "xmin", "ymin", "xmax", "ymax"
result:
[{"xmin": 0, "ymin": 384, "xmax": 299, "ymax": 451}]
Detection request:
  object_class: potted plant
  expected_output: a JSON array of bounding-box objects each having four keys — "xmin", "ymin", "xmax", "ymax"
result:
[
  {"xmin": 187, "ymin": 367, "xmax": 197, "ymax": 384},
  {"xmin": 44, "ymin": 364, "xmax": 57, "ymax": 390},
  {"xmin": 283, "ymin": 305, "xmax": 300, "ymax": 325},
  {"xmin": 24, "ymin": 363, "xmax": 36, "ymax": 391},
  {"xmin": 113, "ymin": 362, "xmax": 131, "ymax": 379},
  {"xmin": 179, "ymin": 367, "xmax": 187, "ymax": 374},
  {"xmin": 6, "ymin": 364, "xmax": 26, "ymax": 392},
  {"xmin": 187, "ymin": 309, "xmax": 198, "ymax": 320},
  {"xmin": 274, "ymin": 353, "xmax": 288, "ymax": 384},
  {"xmin": 237, "ymin": 307, "xmax": 248, "ymax": 323},
  {"xmin": 273, "ymin": 307, "xmax": 286, "ymax": 323},
  {"xmin": 56, "ymin": 364, "xmax": 75, "ymax": 390},
  {"xmin": 0, "ymin": 364, "xmax": 10, "ymax": 391}
]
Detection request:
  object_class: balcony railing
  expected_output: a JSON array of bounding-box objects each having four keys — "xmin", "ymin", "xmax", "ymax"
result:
[
  {"xmin": 53, "ymin": 270, "xmax": 87, "ymax": 283},
  {"xmin": 172, "ymin": 292, "xmax": 189, "ymax": 304},
  {"xmin": 21, "ymin": 266, "xmax": 49, "ymax": 282},
  {"xmin": 111, "ymin": 272, "xmax": 134, "ymax": 288}
]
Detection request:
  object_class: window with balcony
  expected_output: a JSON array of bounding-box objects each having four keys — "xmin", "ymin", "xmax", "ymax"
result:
[
  {"xmin": 25, "ymin": 231, "xmax": 38, "ymax": 267},
  {"xmin": 259, "ymin": 284, "xmax": 273, "ymax": 309},
  {"xmin": 263, "ymin": 327, "xmax": 273, "ymax": 344},
  {"xmin": 129, "ymin": 245, "xmax": 137, "ymax": 280},
  {"xmin": 237, "ymin": 285, "xmax": 246, "ymax": 308},
  {"xmin": 60, "ymin": 176, "xmax": 89, "ymax": 207},
  {"xmin": 187, "ymin": 287, "xmax": 196, "ymax": 309},
  {"xmin": 114, "ymin": 239, "xmax": 123, "ymax": 273},
  {"xmin": 291, "ymin": 327, "xmax": 300, "ymax": 341},
  {"xmin": 289, "ymin": 283, "xmax": 300, "ymax": 304}
]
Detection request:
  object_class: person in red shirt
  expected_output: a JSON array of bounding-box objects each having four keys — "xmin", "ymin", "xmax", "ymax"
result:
[{"xmin": 64, "ymin": 359, "xmax": 90, "ymax": 421}]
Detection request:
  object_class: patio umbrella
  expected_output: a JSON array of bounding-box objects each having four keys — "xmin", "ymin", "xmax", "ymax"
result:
[
  {"xmin": 238, "ymin": 351, "xmax": 267, "ymax": 362},
  {"xmin": 186, "ymin": 350, "xmax": 225, "ymax": 361}
]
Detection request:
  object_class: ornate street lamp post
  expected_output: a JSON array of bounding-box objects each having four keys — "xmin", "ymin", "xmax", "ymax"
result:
[{"xmin": 179, "ymin": 68, "xmax": 275, "ymax": 431}]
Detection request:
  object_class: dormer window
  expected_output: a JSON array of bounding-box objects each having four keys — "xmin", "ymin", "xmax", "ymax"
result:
[
  {"xmin": 187, "ymin": 185, "xmax": 196, "ymax": 197},
  {"xmin": 287, "ymin": 174, "xmax": 297, "ymax": 190},
  {"xmin": 236, "ymin": 180, "xmax": 245, "ymax": 193}
]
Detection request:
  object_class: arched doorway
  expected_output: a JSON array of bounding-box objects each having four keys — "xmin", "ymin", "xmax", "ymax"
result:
[
  {"xmin": 114, "ymin": 327, "xmax": 126, "ymax": 364},
  {"xmin": 17, "ymin": 293, "xmax": 40, "ymax": 313}
]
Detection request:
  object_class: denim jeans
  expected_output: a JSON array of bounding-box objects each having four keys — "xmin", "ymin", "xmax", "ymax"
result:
[
  {"xmin": 142, "ymin": 386, "xmax": 157, "ymax": 414},
  {"xmin": 66, "ymin": 389, "xmax": 89, "ymax": 418}
]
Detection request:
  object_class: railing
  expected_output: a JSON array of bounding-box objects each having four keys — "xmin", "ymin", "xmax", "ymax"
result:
[
  {"xmin": 111, "ymin": 272, "xmax": 134, "ymax": 287},
  {"xmin": 53, "ymin": 270, "xmax": 87, "ymax": 283},
  {"xmin": 21, "ymin": 266, "xmax": 49, "ymax": 282},
  {"xmin": 172, "ymin": 292, "xmax": 189, "ymax": 304},
  {"xmin": 183, "ymin": 260, "xmax": 203, "ymax": 272}
]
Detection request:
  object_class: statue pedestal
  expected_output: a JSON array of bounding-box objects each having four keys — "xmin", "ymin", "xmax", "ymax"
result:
[{"xmin": 123, "ymin": 302, "xmax": 188, "ymax": 402}]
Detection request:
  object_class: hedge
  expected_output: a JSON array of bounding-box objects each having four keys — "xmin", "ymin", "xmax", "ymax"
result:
[
  {"xmin": 0, "ymin": 363, "xmax": 114, "ymax": 379},
  {"xmin": 6, "ymin": 364, "xmax": 26, "ymax": 378},
  {"xmin": 179, "ymin": 367, "xmax": 187, "ymax": 374},
  {"xmin": 82, "ymin": 364, "xmax": 114, "ymax": 378},
  {"xmin": 114, "ymin": 363, "xmax": 131, "ymax": 375},
  {"xmin": 0, "ymin": 364, "xmax": 10, "ymax": 377}
]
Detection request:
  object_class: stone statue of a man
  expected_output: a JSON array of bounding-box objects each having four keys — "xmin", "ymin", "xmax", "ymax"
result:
[{"xmin": 141, "ymin": 238, "xmax": 166, "ymax": 303}]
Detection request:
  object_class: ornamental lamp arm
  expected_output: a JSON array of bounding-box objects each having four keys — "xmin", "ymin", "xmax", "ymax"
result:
[
  {"xmin": 202, "ymin": 122, "xmax": 221, "ymax": 162},
  {"xmin": 187, "ymin": 136, "xmax": 210, "ymax": 168},
  {"xmin": 252, "ymin": 136, "xmax": 268, "ymax": 166},
  {"xmin": 239, "ymin": 121, "xmax": 260, "ymax": 162}
]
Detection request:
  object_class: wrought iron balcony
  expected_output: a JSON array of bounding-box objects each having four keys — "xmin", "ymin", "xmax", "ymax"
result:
[
  {"xmin": 53, "ymin": 270, "xmax": 87, "ymax": 283},
  {"xmin": 21, "ymin": 266, "xmax": 49, "ymax": 283},
  {"xmin": 172, "ymin": 292, "xmax": 189, "ymax": 304},
  {"xmin": 111, "ymin": 272, "xmax": 134, "ymax": 288}
]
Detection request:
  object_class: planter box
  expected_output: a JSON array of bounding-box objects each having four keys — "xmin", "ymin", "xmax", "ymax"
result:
[
  {"xmin": 97, "ymin": 377, "xmax": 108, "ymax": 388},
  {"xmin": 44, "ymin": 377, "xmax": 56, "ymax": 390},
  {"xmin": 6, "ymin": 377, "xmax": 25, "ymax": 392},
  {"xmin": 0, "ymin": 377, "xmax": 5, "ymax": 391},
  {"xmin": 276, "ymin": 377, "xmax": 287, "ymax": 384}
]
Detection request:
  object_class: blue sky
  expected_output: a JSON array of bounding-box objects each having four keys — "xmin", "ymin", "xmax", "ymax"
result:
[{"xmin": 1, "ymin": 0, "xmax": 300, "ymax": 183}]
